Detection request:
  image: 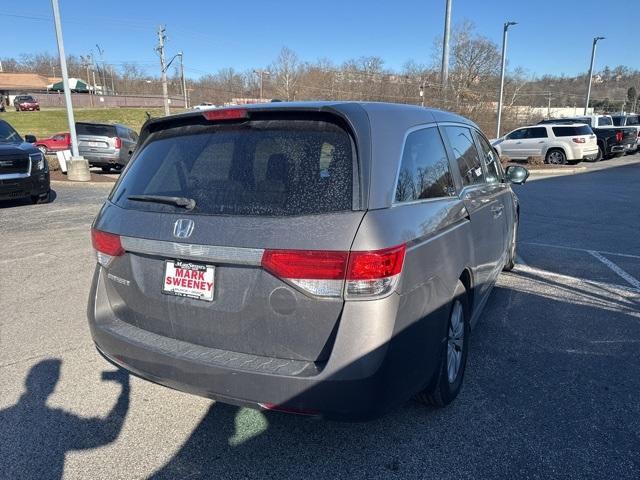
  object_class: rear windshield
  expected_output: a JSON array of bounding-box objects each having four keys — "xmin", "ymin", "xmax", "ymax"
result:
[
  {"xmin": 76, "ymin": 123, "xmax": 117, "ymax": 137},
  {"xmin": 552, "ymin": 125, "xmax": 593, "ymax": 137},
  {"xmin": 597, "ymin": 117, "xmax": 612, "ymax": 126},
  {"xmin": 17, "ymin": 96, "xmax": 35, "ymax": 102},
  {"xmin": 612, "ymin": 117, "xmax": 624, "ymax": 126},
  {"xmin": 111, "ymin": 119, "xmax": 355, "ymax": 216}
]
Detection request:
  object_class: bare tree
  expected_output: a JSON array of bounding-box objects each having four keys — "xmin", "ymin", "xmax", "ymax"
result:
[{"xmin": 271, "ymin": 47, "xmax": 303, "ymax": 101}]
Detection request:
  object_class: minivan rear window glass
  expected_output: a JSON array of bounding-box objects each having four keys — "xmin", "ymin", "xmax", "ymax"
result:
[
  {"xmin": 395, "ymin": 127, "xmax": 454, "ymax": 202},
  {"xmin": 76, "ymin": 123, "xmax": 117, "ymax": 137},
  {"xmin": 111, "ymin": 119, "xmax": 355, "ymax": 216},
  {"xmin": 552, "ymin": 125, "xmax": 593, "ymax": 137},
  {"xmin": 443, "ymin": 126, "xmax": 485, "ymax": 187}
]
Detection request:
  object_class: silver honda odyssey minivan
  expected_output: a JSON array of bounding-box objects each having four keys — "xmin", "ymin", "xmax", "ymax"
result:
[{"xmin": 88, "ymin": 102, "xmax": 528, "ymax": 420}]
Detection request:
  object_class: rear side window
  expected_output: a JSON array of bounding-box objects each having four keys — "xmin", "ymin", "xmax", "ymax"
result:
[
  {"xmin": 527, "ymin": 127, "xmax": 548, "ymax": 139},
  {"xmin": 395, "ymin": 127, "xmax": 454, "ymax": 202},
  {"xmin": 443, "ymin": 126, "xmax": 485, "ymax": 186},
  {"xmin": 552, "ymin": 126, "xmax": 593, "ymax": 137},
  {"xmin": 76, "ymin": 123, "xmax": 117, "ymax": 137},
  {"xmin": 111, "ymin": 119, "xmax": 355, "ymax": 216}
]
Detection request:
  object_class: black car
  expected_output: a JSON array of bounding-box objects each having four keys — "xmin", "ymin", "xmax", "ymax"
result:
[{"xmin": 0, "ymin": 120, "xmax": 51, "ymax": 204}]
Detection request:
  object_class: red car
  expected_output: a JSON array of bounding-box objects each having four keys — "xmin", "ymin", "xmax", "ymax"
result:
[
  {"xmin": 13, "ymin": 95, "xmax": 40, "ymax": 112},
  {"xmin": 34, "ymin": 132, "xmax": 71, "ymax": 155}
]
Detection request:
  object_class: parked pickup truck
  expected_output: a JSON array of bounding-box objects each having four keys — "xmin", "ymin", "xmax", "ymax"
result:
[
  {"xmin": 539, "ymin": 115, "xmax": 637, "ymax": 160},
  {"xmin": 611, "ymin": 114, "xmax": 640, "ymax": 154},
  {"xmin": 34, "ymin": 132, "xmax": 71, "ymax": 155}
]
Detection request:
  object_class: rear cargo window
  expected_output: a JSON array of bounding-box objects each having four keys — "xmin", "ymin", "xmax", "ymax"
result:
[
  {"xmin": 111, "ymin": 119, "xmax": 355, "ymax": 216},
  {"xmin": 76, "ymin": 123, "xmax": 117, "ymax": 137},
  {"xmin": 552, "ymin": 126, "xmax": 592, "ymax": 137}
]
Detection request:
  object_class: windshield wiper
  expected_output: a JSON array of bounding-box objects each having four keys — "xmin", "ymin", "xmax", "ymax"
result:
[{"xmin": 127, "ymin": 195, "xmax": 196, "ymax": 210}]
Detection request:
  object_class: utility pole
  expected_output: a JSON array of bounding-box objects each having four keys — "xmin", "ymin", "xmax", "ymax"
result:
[
  {"xmin": 584, "ymin": 36, "xmax": 605, "ymax": 115},
  {"xmin": 419, "ymin": 84, "xmax": 425, "ymax": 107},
  {"xmin": 156, "ymin": 25, "xmax": 170, "ymax": 116},
  {"xmin": 496, "ymin": 21, "xmax": 517, "ymax": 139},
  {"xmin": 51, "ymin": 0, "xmax": 89, "ymax": 181},
  {"xmin": 179, "ymin": 52, "xmax": 188, "ymax": 108},
  {"xmin": 81, "ymin": 56, "xmax": 93, "ymax": 107},
  {"xmin": 547, "ymin": 91, "xmax": 552, "ymax": 118},
  {"xmin": 440, "ymin": 0, "xmax": 452, "ymax": 92},
  {"xmin": 110, "ymin": 66, "xmax": 115, "ymax": 95},
  {"xmin": 253, "ymin": 70, "xmax": 270, "ymax": 100}
]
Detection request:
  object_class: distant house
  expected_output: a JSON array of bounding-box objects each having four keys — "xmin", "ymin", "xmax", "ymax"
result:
[{"xmin": 0, "ymin": 73, "xmax": 61, "ymax": 95}]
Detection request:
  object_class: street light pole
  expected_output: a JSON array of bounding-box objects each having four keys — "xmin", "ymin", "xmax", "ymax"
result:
[
  {"xmin": 584, "ymin": 36, "xmax": 605, "ymax": 115},
  {"xmin": 496, "ymin": 21, "xmax": 517, "ymax": 139},
  {"xmin": 253, "ymin": 70, "xmax": 270, "ymax": 101},
  {"xmin": 440, "ymin": 0, "xmax": 452, "ymax": 91},
  {"xmin": 50, "ymin": 0, "xmax": 89, "ymax": 181}
]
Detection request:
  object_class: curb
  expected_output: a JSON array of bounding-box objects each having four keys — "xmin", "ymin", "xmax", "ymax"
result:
[
  {"xmin": 528, "ymin": 167, "xmax": 588, "ymax": 175},
  {"xmin": 51, "ymin": 179, "xmax": 116, "ymax": 186}
]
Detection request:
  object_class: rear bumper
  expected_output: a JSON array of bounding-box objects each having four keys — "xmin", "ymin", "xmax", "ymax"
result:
[
  {"xmin": 87, "ymin": 266, "xmax": 446, "ymax": 420},
  {"xmin": 80, "ymin": 150, "xmax": 125, "ymax": 167},
  {"xmin": 0, "ymin": 172, "xmax": 50, "ymax": 201}
]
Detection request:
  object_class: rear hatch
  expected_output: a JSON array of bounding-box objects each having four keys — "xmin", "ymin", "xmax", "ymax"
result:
[
  {"xmin": 551, "ymin": 125, "xmax": 597, "ymax": 149},
  {"xmin": 77, "ymin": 123, "xmax": 117, "ymax": 153},
  {"xmin": 93, "ymin": 109, "xmax": 364, "ymax": 362}
]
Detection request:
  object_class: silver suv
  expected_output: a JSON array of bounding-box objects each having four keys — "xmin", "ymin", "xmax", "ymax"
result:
[
  {"xmin": 88, "ymin": 102, "xmax": 528, "ymax": 420},
  {"xmin": 77, "ymin": 122, "xmax": 138, "ymax": 172}
]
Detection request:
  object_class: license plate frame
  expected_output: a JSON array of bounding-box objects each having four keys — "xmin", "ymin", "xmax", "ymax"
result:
[{"xmin": 162, "ymin": 259, "xmax": 215, "ymax": 302}]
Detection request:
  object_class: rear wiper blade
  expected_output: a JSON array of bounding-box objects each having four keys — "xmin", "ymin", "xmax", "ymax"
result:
[{"xmin": 127, "ymin": 195, "xmax": 196, "ymax": 210}]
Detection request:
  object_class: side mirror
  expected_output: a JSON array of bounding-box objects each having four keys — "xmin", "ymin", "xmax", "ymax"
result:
[
  {"xmin": 505, "ymin": 165, "xmax": 529, "ymax": 185},
  {"xmin": 24, "ymin": 134, "xmax": 37, "ymax": 143}
]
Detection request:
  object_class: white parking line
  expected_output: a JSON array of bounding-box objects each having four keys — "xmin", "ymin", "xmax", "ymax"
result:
[
  {"xmin": 520, "ymin": 241, "xmax": 640, "ymax": 260},
  {"xmin": 588, "ymin": 250, "xmax": 640, "ymax": 291}
]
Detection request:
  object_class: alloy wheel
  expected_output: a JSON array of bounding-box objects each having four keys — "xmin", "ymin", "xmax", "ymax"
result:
[{"xmin": 447, "ymin": 300, "xmax": 465, "ymax": 383}]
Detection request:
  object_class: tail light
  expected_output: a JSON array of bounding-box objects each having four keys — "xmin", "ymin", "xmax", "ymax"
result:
[
  {"xmin": 572, "ymin": 137, "xmax": 586, "ymax": 143},
  {"xmin": 261, "ymin": 244, "xmax": 406, "ymax": 299},
  {"xmin": 202, "ymin": 108, "xmax": 248, "ymax": 121},
  {"xmin": 615, "ymin": 131, "xmax": 624, "ymax": 142},
  {"xmin": 91, "ymin": 228, "xmax": 124, "ymax": 267},
  {"xmin": 114, "ymin": 137, "xmax": 122, "ymax": 149}
]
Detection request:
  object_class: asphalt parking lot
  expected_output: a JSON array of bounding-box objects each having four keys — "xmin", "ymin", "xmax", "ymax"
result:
[{"xmin": 1, "ymin": 156, "xmax": 639, "ymax": 479}]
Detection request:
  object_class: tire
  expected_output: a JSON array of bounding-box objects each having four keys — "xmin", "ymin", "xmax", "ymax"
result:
[
  {"xmin": 101, "ymin": 166, "xmax": 111, "ymax": 173},
  {"xmin": 31, "ymin": 190, "xmax": 50, "ymax": 204},
  {"xmin": 545, "ymin": 148, "xmax": 567, "ymax": 165},
  {"xmin": 503, "ymin": 217, "xmax": 518, "ymax": 271},
  {"xmin": 587, "ymin": 145, "xmax": 604, "ymax": 162},
  {"xmin": 416, "ymin": 281, "xmax": 470, "ymax": 407}
]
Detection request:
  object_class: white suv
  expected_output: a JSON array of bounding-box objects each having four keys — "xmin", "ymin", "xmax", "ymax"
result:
[{"xmin": 492, "ymin": 123, "xmax": 598, "ymax": 164}]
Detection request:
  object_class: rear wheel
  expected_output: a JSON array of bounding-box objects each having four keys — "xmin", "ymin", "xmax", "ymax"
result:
[
  {"xmin": 417, "ymin": 281, "xmax": 470, "ymax": 407},
  {"xmin": 101, "ymin": 166, "xmax": 111, "ymax": 173},
  {"xmin": 588, "ymin": 145, "xmax": 603, "ymax": 162},
  {"xmin": 545, "ymin": 149, "xmax": 567, "ymax": 165}
]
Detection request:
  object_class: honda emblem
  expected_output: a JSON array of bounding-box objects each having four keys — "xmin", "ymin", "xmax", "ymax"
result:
[{"xmin": 173, "ymin": 219, "xmax": 194, "ymax": 239}]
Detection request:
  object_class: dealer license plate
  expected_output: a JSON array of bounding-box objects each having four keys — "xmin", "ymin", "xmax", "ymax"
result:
[{"xmin": 163, "ymin": 260, "xmax": 215, "ymax": 301}]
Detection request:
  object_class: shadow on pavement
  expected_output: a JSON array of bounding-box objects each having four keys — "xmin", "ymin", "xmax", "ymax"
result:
[
  {"xmin": 0, "ymin": 360, "xmax": 130, "ymax": 480},
  {"xmin": 0, "ymin": 189, "xmax": 57, "ymax": 209},
  {"xmin": 147, "ymin": 271, "xmax": 640, "ymax": 479}
]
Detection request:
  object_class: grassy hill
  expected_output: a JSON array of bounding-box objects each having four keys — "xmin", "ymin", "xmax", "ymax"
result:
[{"xmin": 1, "ymin": 108, "xmax": 173, "ymax": 138}]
